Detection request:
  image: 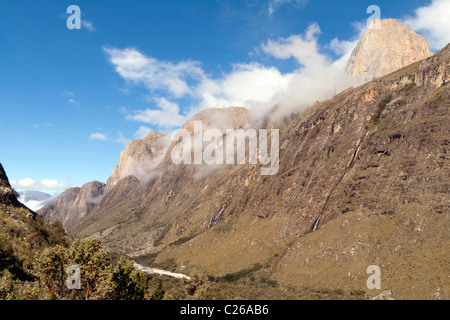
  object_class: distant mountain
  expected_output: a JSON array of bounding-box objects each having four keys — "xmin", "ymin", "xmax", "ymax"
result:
[
  {"xmin": 19, "ymin": 190, "xmax": 53, "ymax": 202},
  {"xmin": 346, "ymin": 19, "xmax": 432, "ymax": 84},
  {"xmin": 18, "ymin": 190, "xmax": 53, "ymax": 211},
  {"xmin": 38, "ymin": 181, "xmax": 106, "ymax": 228},
  {"xmin": 106, "ymin": 131, "xmax": 168, "ymax": 190}
]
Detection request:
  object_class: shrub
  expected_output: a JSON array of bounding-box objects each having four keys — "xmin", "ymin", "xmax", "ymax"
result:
[
  {"xmin": 183, "ymin": 269, "xmax": 210, "ymax": 300},
  {"xmin": 107, "ymin": 257, "xmax": 149, "ymax": 300}
]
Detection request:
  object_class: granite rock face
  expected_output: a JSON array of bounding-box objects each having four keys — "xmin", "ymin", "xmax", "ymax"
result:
[
  {"xmin": 106, "ymin": 108, "xmax": 251, "ymax": 190},
  {"xmin": 38, "ymin": 181, "xmax": 105, "ymax": 228},
  {"xmin": 106, "ymin": 131, "xmax": 168, "ymax": 189},
  {"xmin": 346, "ymin": 19, "xmax": 432, "ymax": 84}
]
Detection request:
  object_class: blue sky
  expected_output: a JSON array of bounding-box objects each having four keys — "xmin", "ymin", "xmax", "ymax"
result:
[{"xmin": 1, "ymin": 0, "xmax": 449, "ymax": 194}]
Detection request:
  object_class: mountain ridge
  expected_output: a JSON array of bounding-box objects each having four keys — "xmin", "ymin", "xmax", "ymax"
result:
[{"xmin": 36, "ymin": 38, "xmax": 450, "ymax": 298}]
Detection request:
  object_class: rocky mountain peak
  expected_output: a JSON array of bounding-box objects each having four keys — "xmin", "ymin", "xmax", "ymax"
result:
[
  {"xmin": 38, "ymin": 180, "xmax": 106, "ymax": 228},
  {"xmin": 346, "ymin": 19, "xmax": 432, "ymax": 84},
  {"xmin": 181, "ymin": 107, "xmax": 251, "ymax": 133},
  {"xmin": 106, "ymin": 131, "xmax": 168, "ymax": 189}
]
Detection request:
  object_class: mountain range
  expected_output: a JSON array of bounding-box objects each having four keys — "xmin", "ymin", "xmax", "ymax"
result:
[{"xmin": 36, "ymin": 20, "xmax": 449, "ymax": 299}]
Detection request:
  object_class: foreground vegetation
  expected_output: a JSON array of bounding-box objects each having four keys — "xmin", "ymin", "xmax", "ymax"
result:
[{"xmin": 0, "ymin": 205, "xmax": 165, "ymax": 300}]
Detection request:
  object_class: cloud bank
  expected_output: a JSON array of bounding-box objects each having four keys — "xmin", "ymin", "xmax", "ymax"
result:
[
  {"xmin": 402, "ymin": 0, "xmax": 450, "ymax": 51},
  {"xmin": 105, "ymin": 22, "xmax": 358, "ymax": 131},
  {"xmin": 11, "ymin": 178, "xmax": 66, "ymax": 192},
  {"xmin": 104, "ymin": 0, "xmax": 449, "ymax": 136},
  {"xmin": 18, "ymin": 197, "xmax": 53, "ymax": 212}
]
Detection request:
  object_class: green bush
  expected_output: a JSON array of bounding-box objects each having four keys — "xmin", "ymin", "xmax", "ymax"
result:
[{"xmin": 31, "ymin": 239, "xmax": 163, "ymax": 300}]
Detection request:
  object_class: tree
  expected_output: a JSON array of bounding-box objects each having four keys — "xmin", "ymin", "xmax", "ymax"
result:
[
  {"xmin": 33, "ymin": 245, "xmax": 67, "ymax": 298},
  {"xmin": 183, "ymin": 269, "xmax": 209, "ymax": 300},
  {"xmin": 107, "ymin": 257, "xmax": 149, "ymax": 300},
  {"xmin": 150, "ymin": 278, "xmax": 165, "ymax": 300},
  {"xmin": 66, "ymin": 239, "xmax": 112, "ymax": 300},
  {"xmin": 33, "ymin": 239, "xmax": 166, "ymax": 300},
  {"xmin": 34, "ymin": 239, "xmax": 112, "ymax": 300}
]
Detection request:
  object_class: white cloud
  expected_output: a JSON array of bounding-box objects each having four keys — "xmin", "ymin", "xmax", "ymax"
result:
[
  {"xmin": 89, "ymin": 133, "xmax": 108, "ymax": 141},
  {"xmin": 104, "ymin": 47, "xmax": 206, "ymax": 98},
  {"xmin": 329, "ymin": 38, "xmax": 358, "ymax": 56},
  {"xmin": 18, "ymin": 198, "xmax": 52, "ymax": 211},
  {"xmin": 126, "ymin": 97, "xmax": 187, "ymax": 128},
  {"xmin": 11, "ymin": 178, "xmax": 66, "ymax": 192},
  {"xmin": 134, "ymin": 126, "xmax": 152, "ymax": 139},
  {"xmin": 115, "ymin": 132, "xmax": 131, "ymax": 146},
  {"xmin": 195, "ymin": 62, "xmax": 292, "ymax": 112},
  {"xmin": 62, "ymin": 91, "xmax": 79, "ymax": 105},
  {"xmin": 82, "ymin": 20, "xmax": 96, "ymax": 32},
  {"xmin": 402, "ymin": 0, "xmax": 450, "ymax": 51},
  {"xmin": 262, "ymin": 23, "xmax": 328, "ymax": 67},
  {"xmin": 267, "ymin": 0, "xmax": 308, "ymax": 16},
  {"xmin": 106, "ymin": 22, "xmax": 359, "ymax": 129},
  {"xmin": 253, "ymin": 23, "xmax": 360, "ymax": 115},
  {"xmin": 61, "ymin": 90, "xmax": 75, "ymax": 97},
  {"xmin": 31, "ymin": 123, "xmax": 54, "ymax": 129}
]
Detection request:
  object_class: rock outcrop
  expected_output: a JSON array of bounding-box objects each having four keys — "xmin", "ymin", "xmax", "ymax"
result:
[
  {"xmin": 0, "ymin": 163, "xmax": 21, "ymax": 207},
  {"xmin": 106, "ymin": 131, "xmax": 168, "ymax": 189},
  {"xmin": 0, "ymin": 163, "xmax": 34, "ymax": 217},
  {"xmin": 106, "ymin": 108, "xmax": 251, "ymax": 190},
  {"xmin": 38, "ymin": 181, "xmax": 105, "ymax": 228},
  {"xmin": 346, "ymin": 19, "xmax": 432, "ymax": 84}
]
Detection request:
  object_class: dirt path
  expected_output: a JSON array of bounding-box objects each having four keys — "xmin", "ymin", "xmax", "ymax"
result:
[{"xmin": 133, "ymin": 262, "xmax": 191, "ymax": 280}]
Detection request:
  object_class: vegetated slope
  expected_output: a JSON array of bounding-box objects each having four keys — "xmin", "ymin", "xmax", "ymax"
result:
[
  {"xmin": 69, "ymin": 44, "xmax": 450, "ymax": 299},
  {"xmin": 0, "ymin": 163, "xmax": 33, "ymax": 215},
  {"xmin": 0, "ymin": 163, "xmax": 66, "ymax": 280}
]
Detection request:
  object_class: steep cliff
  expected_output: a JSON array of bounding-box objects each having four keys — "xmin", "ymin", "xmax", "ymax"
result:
[
  {"xmin": 346, "ymin": 19, "xmax": 432, "ymax": 84},
  {"xmin": 38, "ymin": 181, "xmax": 105, "ymax": 228},
  {"xmin": 106, "ymin": 131, "xmax": 168, "ymax": 190}
]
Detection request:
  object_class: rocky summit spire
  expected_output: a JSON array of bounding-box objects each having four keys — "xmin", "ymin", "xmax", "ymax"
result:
[{"xmin": 346, "ymin": 19, "xmax": 432, "ymax": 84}]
